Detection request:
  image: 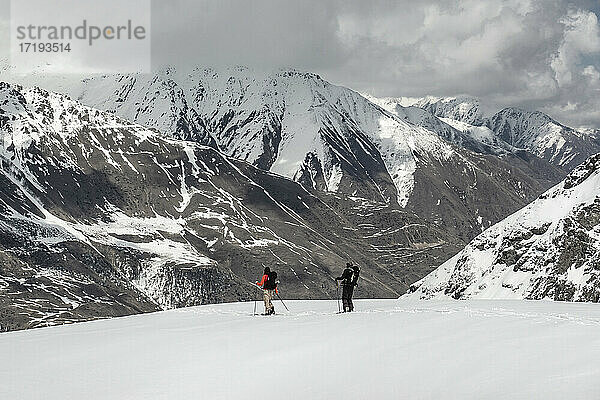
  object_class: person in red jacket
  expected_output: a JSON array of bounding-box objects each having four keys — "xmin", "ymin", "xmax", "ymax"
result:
[{"xmin": 256, "ymin": 267, "xmax": 278, "ymax": 315}]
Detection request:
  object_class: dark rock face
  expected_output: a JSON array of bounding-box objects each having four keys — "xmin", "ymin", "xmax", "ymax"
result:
[
  {"xmin": 405, "ymin": 150, "xmax": 564, "ymax": 242},
  {"xmin": 563, "ymin": 155, "xmax": 600, "ymax": 190},
  {"xmin": 0, "ymin": 83, "xmax": 459, "ymax": 331}
]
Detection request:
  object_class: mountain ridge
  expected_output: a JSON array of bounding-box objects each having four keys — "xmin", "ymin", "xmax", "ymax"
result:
[
  {"xmin": 67, "ymin": 67, "xmax": 565, "ymax": 241},
  {"xmin": 378, "ymin": 94, "xmax": 600, "ymax": 172}
]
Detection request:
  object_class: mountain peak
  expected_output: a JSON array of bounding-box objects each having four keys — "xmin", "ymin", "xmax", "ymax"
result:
[
  {"xmin": 387, "ymin": 95, "xmax": 484, "ymax": 126},
  {"xmin": 487, "ymin": 107, "xmax": 600, "ymax": 171}
]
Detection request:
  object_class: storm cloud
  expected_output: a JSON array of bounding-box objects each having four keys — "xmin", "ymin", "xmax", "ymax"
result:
[{"xmin": 2, "ymin": 0, "xmax": 599, "ymax": 128}]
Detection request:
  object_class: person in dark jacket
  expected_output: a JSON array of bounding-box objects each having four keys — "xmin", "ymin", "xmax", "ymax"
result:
[
  {"xmin": 256, "ymin": 266, "xmax": 278, "ymax": 315},
  {"xmin": 336, "ymin": 262, "xmax": 358, "ymax": 312}
]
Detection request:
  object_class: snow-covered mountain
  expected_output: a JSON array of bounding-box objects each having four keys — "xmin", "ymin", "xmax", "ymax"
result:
[
  {"xmin": 0, "ymin": 82, "xmax": 462, "ymax": 330},
  {"xmin": 397, "ymin": 95, "xmax": 485, "ymax": 126},
  {"xmin": 69, "ymin": 67, "xmax": 564, "ymax": 241},
  {"xmin": 393, "ymin": 93, "xmax": 600, "ymax": 172},
  {"xmin": 487, "ymin": 108, "xmax": 600, "ymax": 171},
  {"xmin": 365, "ymin": 94, "xmax": 514, "ymax": 156},
  {"xmin": 407, "ymin": 153, "xmax": 600, "ymax": 301},
  {"xmin": 77, "ymin": 67, "xmax": 425, "ymax": 205}
]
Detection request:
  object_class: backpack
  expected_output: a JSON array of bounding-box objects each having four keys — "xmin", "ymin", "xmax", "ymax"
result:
[
  {"xmin": 265, "ymin": 270, "xmax": 278, "ymax": 290},
  {"xmin": 351, "ymin": 266, "xmax": 360, "ymax": 285}
]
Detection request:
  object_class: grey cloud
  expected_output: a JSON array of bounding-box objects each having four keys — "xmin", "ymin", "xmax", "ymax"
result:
[
  {"xmin": 149, "ymin": 0, "xmax": 347, "ymax": 71},
  {"xmin": 323, "ymin": 0, "xmax": 600, "ymax": 128},
  {"xmin": 1, "ymin": 0, "xmax": 599, "ymax": 128}
]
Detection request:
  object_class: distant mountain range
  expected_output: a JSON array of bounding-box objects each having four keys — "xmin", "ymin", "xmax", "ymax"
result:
[
  {"xmin": 1, "ymin": 67, "xmax": 599, "ymax": 331},
  {"xmin": 377, "ymin": 95, "xmax": 600, "ymax": 172}
]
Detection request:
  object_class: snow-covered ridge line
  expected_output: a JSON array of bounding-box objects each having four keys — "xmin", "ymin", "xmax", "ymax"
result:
[
  {"xmin": 367, "ymin": 92, "xmax": 600, "ymax": 172},
  {"xmin": 486, "ymin": 107, "xmax": 600, "ymax": 171}
]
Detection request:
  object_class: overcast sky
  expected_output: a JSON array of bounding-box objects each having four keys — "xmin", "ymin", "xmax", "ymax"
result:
[{"xmin": 1, "ymin": 0, "xmax": 600, "ymax": 128}]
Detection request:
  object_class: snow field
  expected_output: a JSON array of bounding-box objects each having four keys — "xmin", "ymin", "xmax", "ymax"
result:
[{"xmin": 2, "ymin": 298, "xmax": 600, "ymax": 400}]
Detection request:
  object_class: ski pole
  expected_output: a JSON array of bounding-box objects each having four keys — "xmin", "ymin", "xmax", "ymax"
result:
[
  {"xmin": 253, "ymin": 290, "xmax": 257, "ymax": 316},
  {"xmin": 336, "ymin": 281, "xmax": 341, "ymax": 313},
  {"xmin": 276, "ymin": 292, "xmax": 290, "ymax": 312},
  {"xmin": 248, "ymin": 281, "xmax": 262, "ymax": 315}
]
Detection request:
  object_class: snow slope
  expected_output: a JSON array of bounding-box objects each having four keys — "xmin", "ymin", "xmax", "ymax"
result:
[
  {"xmin": 2, "ymin": 298, "xmax": 599, "ymax": 400},
  {"xmin": 408, "ymin": 153, "xmax": 600, "ymax": 301}
]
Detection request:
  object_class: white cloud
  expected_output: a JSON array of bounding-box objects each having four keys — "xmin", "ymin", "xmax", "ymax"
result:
[
  {"xmin": 551, "ymin": 9, "xmax": 600, "ymax": 86},
  {"xmin": 583, "ymin": 65, "xmax": 600, "ymax": 82}
]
